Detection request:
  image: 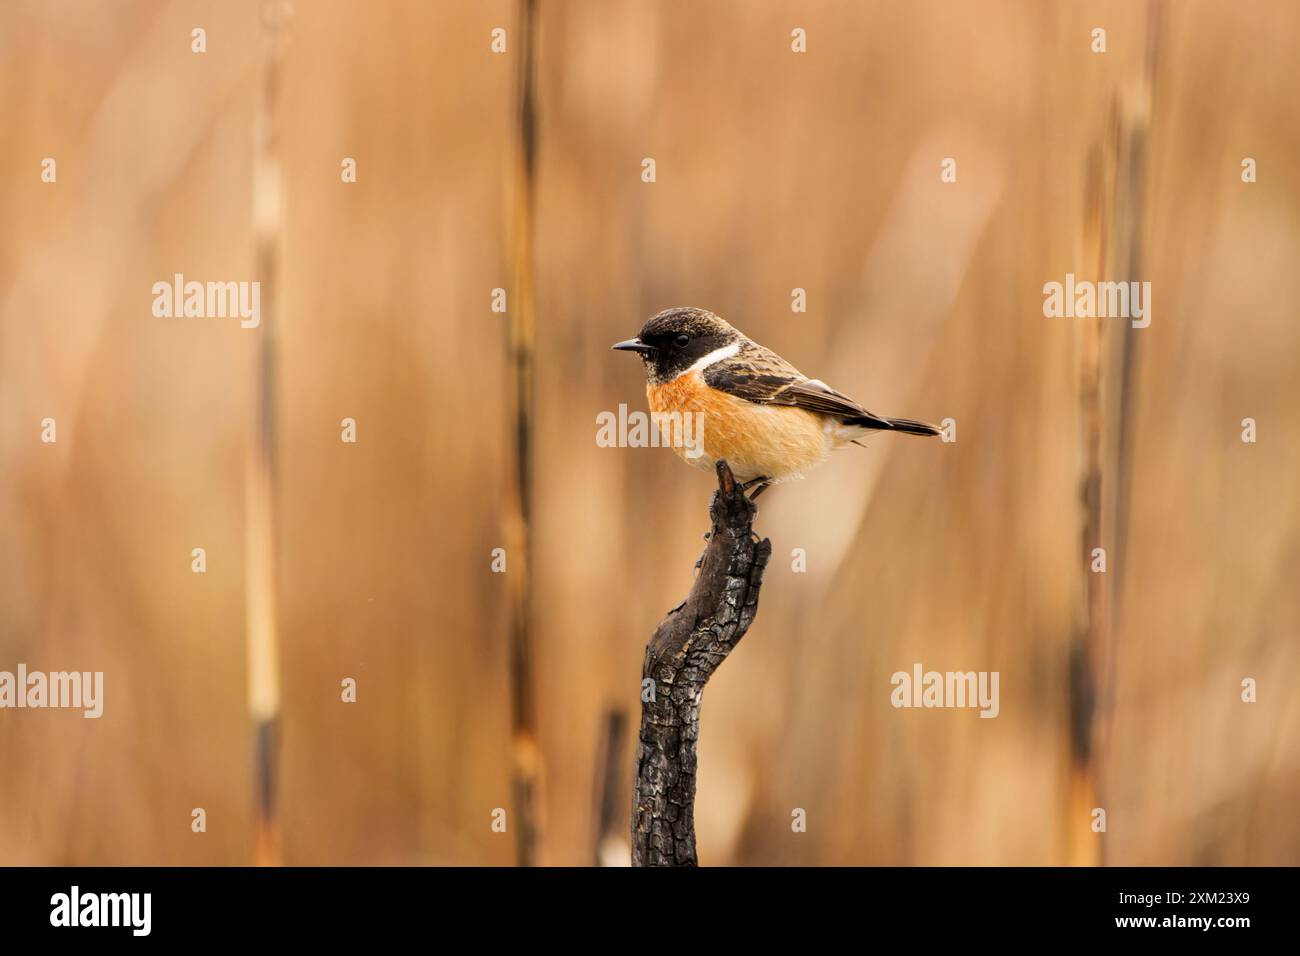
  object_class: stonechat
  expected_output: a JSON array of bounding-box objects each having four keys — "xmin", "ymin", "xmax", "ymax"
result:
[{"xmin": 612, "ymin": 307, "xmax": 940, "ymax": 496}]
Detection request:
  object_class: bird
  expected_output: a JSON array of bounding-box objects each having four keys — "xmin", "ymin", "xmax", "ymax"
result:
[{"xmin": 612, "ymin": 307, "xmax": 940, "ymax": 498}]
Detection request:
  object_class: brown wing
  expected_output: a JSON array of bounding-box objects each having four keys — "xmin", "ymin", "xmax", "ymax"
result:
[{"xmin": 702, "ymin": 345, "xmax": 895, "ymax": 429}]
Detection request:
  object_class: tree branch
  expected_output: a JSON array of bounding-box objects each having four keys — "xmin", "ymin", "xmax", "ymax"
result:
[{"xmin": 631, "ymin": 460, "xmax": 772, "ymax": 866}]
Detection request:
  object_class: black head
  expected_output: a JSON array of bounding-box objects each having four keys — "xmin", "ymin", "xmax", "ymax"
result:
[{"xmin": 611, "ymin": 307, "xmax": 742, "ymax": 384}]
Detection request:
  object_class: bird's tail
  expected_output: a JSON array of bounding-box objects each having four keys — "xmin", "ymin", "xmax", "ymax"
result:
[{"xmin": 848, "ymin": 414, "xmax": 943, "ymax": 437}]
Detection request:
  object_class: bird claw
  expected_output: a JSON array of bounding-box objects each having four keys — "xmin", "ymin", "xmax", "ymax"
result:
[{"xmin": 738, "ymin": 476, "xmax": 771, "ymax": 500}]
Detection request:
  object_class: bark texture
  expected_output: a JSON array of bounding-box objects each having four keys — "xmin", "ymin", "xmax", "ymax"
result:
[{"xmin": 631, "ymin": 460, "xmax": 772, "ymax": 866}]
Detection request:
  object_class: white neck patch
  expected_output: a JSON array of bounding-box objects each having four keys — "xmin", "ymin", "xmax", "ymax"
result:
[{"xmin": 682, "ymin": 342, "xmax": 741, "ymax": 376}]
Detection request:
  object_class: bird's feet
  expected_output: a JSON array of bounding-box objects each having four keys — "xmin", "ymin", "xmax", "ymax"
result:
[{"xmin": 738, "ymin": 476, "xmax": 772, "ymax": 500}]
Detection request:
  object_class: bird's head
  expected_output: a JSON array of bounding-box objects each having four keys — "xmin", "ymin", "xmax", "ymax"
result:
[{"xmin": 611, "ymin": 307, "xmax": 742, "ymax": 384}]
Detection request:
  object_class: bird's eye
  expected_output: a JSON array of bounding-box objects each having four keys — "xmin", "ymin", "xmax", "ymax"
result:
[{"xmin": 674, "ymin": 333, "xmax": 690, "ymax": 349}]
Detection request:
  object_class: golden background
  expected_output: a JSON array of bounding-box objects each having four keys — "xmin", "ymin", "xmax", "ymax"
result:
[{"xmin": 1, "ymin": 0, "xmax": 1297, "ymax": 865}]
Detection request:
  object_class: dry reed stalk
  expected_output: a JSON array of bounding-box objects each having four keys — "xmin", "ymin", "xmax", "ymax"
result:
[
  {"xmin": 1068, "ymin": 0, "xmax": 1160, "ymax": 866},
  {"xmin": 591, "ymin": 709, "xmax": 629, "ymax": 866},
  {"xmin": 1069, "ymin": 136, "xmax": 1109, "ymax": 869},
  {"xmin": 247, "ymin": 0, "xmax": 291, "ymax": 868},
  {"xmin": 503, "ymin": 0, "xmax": 544, "ymax": 867}
]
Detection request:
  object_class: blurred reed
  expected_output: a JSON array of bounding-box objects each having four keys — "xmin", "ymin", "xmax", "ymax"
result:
[
  {"xmin": 504, "ymin": 0, "xmax": 544, "ymax": 867},
  {"xmin": 1069, "ymin": 0, "xmax": 1160, "ymax": 867},
  {"xmin": 591, "ymin": 708, "xmax": 629, "ymax": 866},
  {"xmin": 247, "ymin": 0, "xmax": 292, "ymax": 867}
]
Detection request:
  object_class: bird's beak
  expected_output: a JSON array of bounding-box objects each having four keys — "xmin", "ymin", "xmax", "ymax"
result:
[{"xmin": 611, "ymin": 338, "xmax": 655, "ymax": 355}]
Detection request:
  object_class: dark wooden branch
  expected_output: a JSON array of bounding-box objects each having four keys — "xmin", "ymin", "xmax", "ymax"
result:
[{"xmin": 631, "ymin": 460, "xmax": 772, "ymax": 866}]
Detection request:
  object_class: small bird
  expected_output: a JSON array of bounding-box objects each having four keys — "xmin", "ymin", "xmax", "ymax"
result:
[{"xmin": 612, "ymin": 307, "xmax": 940, "ymax": 497}]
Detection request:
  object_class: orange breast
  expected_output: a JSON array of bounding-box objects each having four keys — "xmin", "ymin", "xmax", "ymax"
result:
[{"xmin": 646, "ymin": 372, "xmax": 832, "ymax": 482}]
